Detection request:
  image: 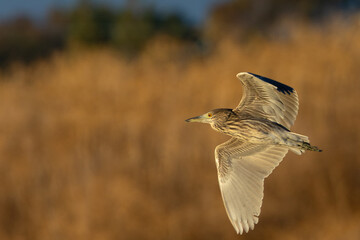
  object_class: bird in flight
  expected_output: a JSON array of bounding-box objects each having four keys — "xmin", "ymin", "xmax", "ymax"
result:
[{"xmin": 186, "ymin": 72, "xmax": 321, "ymax": 234}]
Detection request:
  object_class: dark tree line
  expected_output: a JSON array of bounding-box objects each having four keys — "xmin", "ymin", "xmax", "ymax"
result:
[
  {"xmin": 0, "ymin": 2, "xmax": 198, "ymax": 67},
  {"xmin": 0, "ymin": 0, "xmax": 358, "ymax": 67},
  {"xmin": 206, "ymin": 0, "xmax": 359, "ymax": 40}
]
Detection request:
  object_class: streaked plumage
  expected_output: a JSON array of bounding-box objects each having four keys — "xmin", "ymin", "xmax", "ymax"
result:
[{"xmin": 186, "ymin": 72, "xmax": 321, "ymax": 234}]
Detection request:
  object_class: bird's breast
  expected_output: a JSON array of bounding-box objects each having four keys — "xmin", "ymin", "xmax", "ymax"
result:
[{"xmin": 211, "ymin": 119, "xmax": 277, "ymax": 144}]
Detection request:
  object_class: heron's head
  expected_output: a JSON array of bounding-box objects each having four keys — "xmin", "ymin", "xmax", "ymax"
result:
[{"xmin": 185, "ymin": 109, "xmax": 232, "ymax": 126}]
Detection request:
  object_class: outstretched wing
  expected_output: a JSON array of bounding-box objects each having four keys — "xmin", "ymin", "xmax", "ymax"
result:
[
  {"xmin": 215, "ymin": 137, "xmax": 289, "ymax": 234},
  {"xmin": 234, "ymin": 72, "xmax": 299, "ymax": 129}
]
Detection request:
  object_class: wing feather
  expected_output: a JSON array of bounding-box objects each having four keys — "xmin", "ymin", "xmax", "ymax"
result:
[
  {"xmin": 234, "ymin": 72, "xmax": 299, "ymax": 129},
  {"xmin": 215, "ymin": 138, "xmax": 289, "ymax": 234}
]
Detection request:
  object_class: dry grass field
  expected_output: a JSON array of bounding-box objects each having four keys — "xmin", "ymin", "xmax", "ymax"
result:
[{"xmin": 0, "ymin": 18, "xmax": 359, "ymax": 239}]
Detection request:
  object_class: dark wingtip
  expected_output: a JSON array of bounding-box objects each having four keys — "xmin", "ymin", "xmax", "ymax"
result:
[{"xmin": 248, "ymin": 72, "xmax": 294, "ymax": 95}]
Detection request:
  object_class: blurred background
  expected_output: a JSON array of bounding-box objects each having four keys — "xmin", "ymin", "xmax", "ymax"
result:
[{"xmin": 0, "ymin": 0, "xmax": 360, "ymax": 239}]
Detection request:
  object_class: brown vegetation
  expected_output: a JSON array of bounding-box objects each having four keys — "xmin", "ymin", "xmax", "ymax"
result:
[{"xmin": 0, "ymin": 18, "xmax": 359, "ymax": 239}]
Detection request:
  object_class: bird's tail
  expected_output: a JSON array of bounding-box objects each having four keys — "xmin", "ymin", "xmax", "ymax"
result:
[
  {"xmin": 300, "ymin": 142, "xmax": 322, "ymax": 152},
  {"xmin": 286, "ymin": 132, "xmax": 322, "ymax": 155}
]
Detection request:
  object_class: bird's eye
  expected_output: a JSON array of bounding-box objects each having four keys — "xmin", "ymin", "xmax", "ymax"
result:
[{"xmin": 208, "ymin": 113, "xmax": 212, "ymax": 118}]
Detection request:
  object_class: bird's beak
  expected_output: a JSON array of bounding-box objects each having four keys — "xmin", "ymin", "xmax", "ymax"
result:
[{"xmin": 185, "ymin": 114, "xmax": 208, "ymax": 123}]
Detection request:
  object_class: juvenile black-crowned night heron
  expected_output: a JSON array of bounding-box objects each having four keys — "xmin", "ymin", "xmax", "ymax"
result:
[{"xmin": 186, "ymin": 72, "xmax": 321, "ymax": 234}]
